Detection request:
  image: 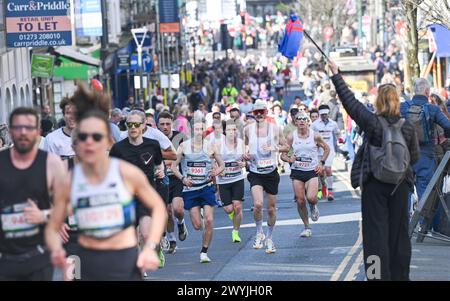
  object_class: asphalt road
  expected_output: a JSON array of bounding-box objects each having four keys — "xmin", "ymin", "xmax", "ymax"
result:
[{"xmin": 150, "ymin": 158, "xmax": 366, "ymax": 281}]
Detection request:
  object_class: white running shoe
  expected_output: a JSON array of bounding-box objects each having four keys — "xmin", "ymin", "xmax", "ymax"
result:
[
  {"xmin": 300, "ymin": 228, "xmax": 312, "ymax": 238},
  {"xmin": 253, "ymin": 232, "xmax": 266, "ymax": 249},
  {"xmin": 200, "ymin": 252, "xmax": 211, "ymax": 263},
  {"xmin": 265, "ymin": 238, "xmax": 277, "ymax": 254},
  {"xmin": 160, "ymin": 237, "xmax": 170, "ymax": 252},
  {"xmin": 310, "ymin": 204, "xmax": 320, "ymax": 222}
]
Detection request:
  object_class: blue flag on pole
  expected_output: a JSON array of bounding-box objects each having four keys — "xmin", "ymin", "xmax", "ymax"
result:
[{"xmin": 278, "ymin": 14, "xmax": 304, "ymax": 60}]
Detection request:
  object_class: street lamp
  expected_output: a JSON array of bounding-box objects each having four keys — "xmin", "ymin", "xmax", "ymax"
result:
[{"xmin": 131, "ymin": 27, "xmax": 149, "ymax": 106}]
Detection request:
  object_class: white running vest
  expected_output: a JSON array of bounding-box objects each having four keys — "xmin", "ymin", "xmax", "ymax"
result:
[
  {"xmin": 181, "ymin": 141, "xmax": 213, "ymax": 192},
  {"xmin": 248, "ymin": 123, "xmax": 278, "ymax": 174},
  {"xmin": 217, "ymin": 139, "xmax": 245, "ymax": 185},
  {"xmin": 291, "ymin": 130, "xmax": 319, "ymax": 172},
  {"xmin": 71, "ymin": 158, "xmax": 135, "ymax": 239}
]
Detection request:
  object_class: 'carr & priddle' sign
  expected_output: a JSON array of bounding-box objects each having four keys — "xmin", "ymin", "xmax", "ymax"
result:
[{"xmin": 5, "ymin": 0, "xmax": 73, "ymax": 48}]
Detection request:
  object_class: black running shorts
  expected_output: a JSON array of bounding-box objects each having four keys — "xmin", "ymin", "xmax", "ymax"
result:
[
  {"xmin": 218, "ymin": 179, "xmax": 245, "ymax": 206},
  {"xmin": 290, "ymin": 169, "xmax": 318, "ymax": 183},
  {"xmin": 247, "ymin": 170, "xmax": 280, "ymax": 195}
]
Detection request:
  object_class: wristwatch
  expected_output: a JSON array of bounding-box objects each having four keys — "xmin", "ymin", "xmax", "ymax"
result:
[
  {"xmin": 145, "ymin": 241, "xmax": 160, "ymax": 251},
  {"xmin": 321, "ymin": 160, "xmax": 326, "ymax": 165}
]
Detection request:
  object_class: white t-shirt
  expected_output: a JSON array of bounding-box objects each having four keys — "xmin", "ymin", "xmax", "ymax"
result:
[
  {"xmin": 120, "ymin": 126, "xmax": 172, "ymax": 150},
  {"xmin": 43, "ymin": 128, "xmax": 75, "ymax": 158},
  {"xmin": 311, "ymin": 119, "xmax": 339, "ymax": 153}
]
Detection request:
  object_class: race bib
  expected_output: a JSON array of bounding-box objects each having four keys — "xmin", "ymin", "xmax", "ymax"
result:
[
  {"xmin": 187, "ymin": 162, "xmax": 208, "ymax": 182},
  {"xmin": 68, "ymin": 215, "xmax": 78, "ymax": 229},
  {"xmin": 76, "ymin": 204, "xmax": 125, "ymax": 230},
  {"xmin": 293, "ymin": 156, "xmax": 314, "ymax": 170},
  {"xmin": 257, "ymin": 159, "xmax": 274, "ymax": 172},
  {"xmin": 320, "ymin": 130, "xmax": 332, "ymax": 141},
  {"xmin": 1, "ymin": 202, "xmax": 40, "ymax": 239},
  {"xmin": 223, "ymin": 162, "xmax": 243, "ymax": 179}
]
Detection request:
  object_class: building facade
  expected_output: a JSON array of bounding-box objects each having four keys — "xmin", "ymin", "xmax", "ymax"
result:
[{"xmin": 0, "ymin": 0, "xmax": 33, "ymax": 125}]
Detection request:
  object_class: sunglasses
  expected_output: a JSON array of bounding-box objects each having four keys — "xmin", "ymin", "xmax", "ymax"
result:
[
  {"xmin": 126, "ymin": 122, "xmax": 143, "ymax": 129},
  {"xmin": 296, "ymin": 116, "xmax": 309, "ymax": 121},
  {"xmin": 10, "ymin": 125, "xmax": 38, "ymax": 132},
  {"xmin": 77, "ymin": 132, "xmax": 104, "ymax": 142},
  {"xmin": 253, "ymin": 110, "xmax": 266, "ymax": 116}
]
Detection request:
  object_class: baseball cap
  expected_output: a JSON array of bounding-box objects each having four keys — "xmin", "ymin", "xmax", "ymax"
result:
[{"xmin": 253, "ymin": 99, "xmax": 267, "ymax": 111}]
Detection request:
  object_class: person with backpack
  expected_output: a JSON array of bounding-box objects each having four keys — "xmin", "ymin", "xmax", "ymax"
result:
[
  {"xmin": 328, "ymin": 59, "xmax": 420, "ymax": 281},
  {"xmin": 400, "ymin": 79, "xmax": 450, "ymax": 219}
]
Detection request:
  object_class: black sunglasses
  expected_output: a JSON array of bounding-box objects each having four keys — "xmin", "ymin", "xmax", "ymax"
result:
[
  {"xmin": 126, "ymin": 122, "xmax": 143, "ymax": 129},
  {"xmin": 77, "ymin": 132, "xmax": 104, "ymax": 142},
  {"xmin": 296, "ymin": 116, "xmax": 309, "ymax": 121}
]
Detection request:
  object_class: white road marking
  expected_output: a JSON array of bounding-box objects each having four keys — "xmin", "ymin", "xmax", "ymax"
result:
[
  {"xmin": 330, "ymin": 220, "xmax": 363, "ymax": 281},
  {"xmin": 344, "ymin": 248, "xmax": 364, "ymax": 281},
  {"xmin": 214, "ymin": 212, "xmax": 361, "ymax": 230}
]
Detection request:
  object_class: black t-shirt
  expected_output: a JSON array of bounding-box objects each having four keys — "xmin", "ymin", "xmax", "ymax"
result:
[{"xmin": 109, "ymin": 138, "xmax": 163, "ymax": 186}]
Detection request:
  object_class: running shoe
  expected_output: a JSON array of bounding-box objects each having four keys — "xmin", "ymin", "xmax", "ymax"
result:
[
  {"xmin": 160, "ymin": 237, "xmax": 170, "ymax": 252},
  {"xmin": 310, "ymin": 204, "xmax": 320, "ymax": 222},
  {"xmin": 327, "ymin": 191, "xmax": 334, "ymax": 202},
  {"xmin": 178, "ymin": 221, "xmax": 188, "ymax": 241},
  {"xmin": 317, "ymin": 190, "xmax": 323, "ymax": 200},
  {"xmin": 232, "ymin": 230, "xmax": 241, "ymax": 243},
  {"xmin": 200, "ymin": 252, "xmax": 211, "ymax": 263},
  {"xmin": 300, "ymin": 228, "xmax": 312, "ymax": 238},
  {"xmin": 167, "ymin": 241, "xmax": 177, "ymax": 254},
  {"xmin": 158, "ymin": 248, "xmax": 165, "ymax": 268},
  {"xmin": 253, "ymin": 232, "xmax": 266, "ymax": 249},
  {"xmin": 265, "ymin": 238, "xmax": 277, "ymax": 254},
  {"xmin": 228, "ymin": 210, "xmax": 235, "ymax": 221}
]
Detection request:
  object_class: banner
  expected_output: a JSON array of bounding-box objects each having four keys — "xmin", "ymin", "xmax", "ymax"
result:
[
  {"xmin": 75, "ymin": 0, "xmax": 102, "ymax": 37},
  {"xmin": 5, "ymin": 0, "xmax": 73, "ymax": 48},
  {"xmin": 159, "ymin": 0, "xmax": 179, "ymax": 23},
  {"xmin": 31, "ymin": 54, "xmax": 55, "ymax": 77}
]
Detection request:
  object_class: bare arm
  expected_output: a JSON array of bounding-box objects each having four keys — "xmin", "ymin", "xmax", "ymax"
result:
[
  {"xmin": 162, "ymin": 146, "xmax": 177, "ymax": 161},
  {"xmin": 277, "ymin": 125, "xmax": 290, "ymax": 153},
  {"xmin": 315, "ymin": 134, "xmax": 330, "ymax": 163},
  {"xmin": 171, "ymin": 142, "xmax": 185, "ymax": 181},
  {"xmin": 281, "ymin": 133, "xmax": 294, "ymax": 162},
  {"xmin": 211, "ymin": 144, "xmax": 225, "ymax": 177},
  {"xmin": 123, "ymin": 162, "xmax": 167, "ymax": 248},
  {"xmin": 45, "ymin": 154, "xmax": 71, "ymax": 268}
]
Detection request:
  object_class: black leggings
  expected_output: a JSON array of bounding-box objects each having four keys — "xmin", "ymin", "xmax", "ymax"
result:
[
  {"xmin": 77, "ymin": 246, "xmax": 142, "ymax": 281},
  {"xmin": 361, "ymin": 176, "xmax": 411, "ymax": 281}
]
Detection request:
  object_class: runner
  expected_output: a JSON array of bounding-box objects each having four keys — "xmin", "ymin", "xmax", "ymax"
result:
[
  {"xmin": 45, "ymin": 85, "xmax": 167, "ymax": 280},
  {"xmin": 109, "ymin": 109, "xmax": 167, "ymax": 271},
  {"xmin": 243, "ymin": 100, "xmax": 289, "ymax": 254},
  {"xmin": 217, "ymin": 120, "xmax": 246, "ymax": 243},
  {"xmin": 309, "ymin": 109, "xmax": 327, "ymax": 200},
  {"xmin": 157, "ymin": 112, "xmax": 189, "ymax": 254},
  {"xmin": 171, "ymin": 117, "xmax": 225, "ymax": 263},
  {"xmin": 0, "ymin": 107, "xmax": 66, "ymax": 280},
  {"xmin": 44, "ymin": 97, "xmax": 76, "ymax": 159},
  {"xmin": 311, "ymin": 105, "xmax": 342, "ymax": 201},
  {"xmin": 282, "ymin": 113, "xmax": 330, "ymax": 237}
]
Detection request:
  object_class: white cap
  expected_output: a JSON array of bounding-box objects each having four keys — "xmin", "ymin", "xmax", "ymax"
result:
[{"xmin": 253, "ymin": 99, "xmax": 267, "ymax": 111}]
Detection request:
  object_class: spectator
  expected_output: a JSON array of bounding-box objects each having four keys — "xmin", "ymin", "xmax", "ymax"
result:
[{"xmin": 329, "ymin": 59, "xmax": 420, "ymax": 281}]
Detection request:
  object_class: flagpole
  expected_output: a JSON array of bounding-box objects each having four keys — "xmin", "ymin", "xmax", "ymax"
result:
[{"xmin": 303, "ymin": 30, "xmax": 329, "ymax": 61}]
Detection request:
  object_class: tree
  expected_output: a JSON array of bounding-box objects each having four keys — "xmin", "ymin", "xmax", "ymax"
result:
[{"xmin": 400, "ymin": 0, "xmax": 450, "ymax": 89}]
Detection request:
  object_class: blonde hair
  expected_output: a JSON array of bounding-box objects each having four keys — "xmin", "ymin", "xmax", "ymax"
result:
[{"xmin": 375, "ymin": 84, "xmax": 400, "ymax": 117}]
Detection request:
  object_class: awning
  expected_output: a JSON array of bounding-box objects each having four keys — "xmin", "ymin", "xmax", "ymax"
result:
[
  {"xmin": 54, "ymin": 46, "xmax": 101, "ymax": 67},
  {"xmin": 429, "ymin": 24, "xmax": 450, "ymax": 58},
  {"xmin": 53, "ymin": 50, "xmax": 100, "ymax": 80}
]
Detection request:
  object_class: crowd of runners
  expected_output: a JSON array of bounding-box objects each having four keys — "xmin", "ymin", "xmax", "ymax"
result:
[{"xmin": 2, "ymin": 43, "xmax": 450, "ymax": 281}]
